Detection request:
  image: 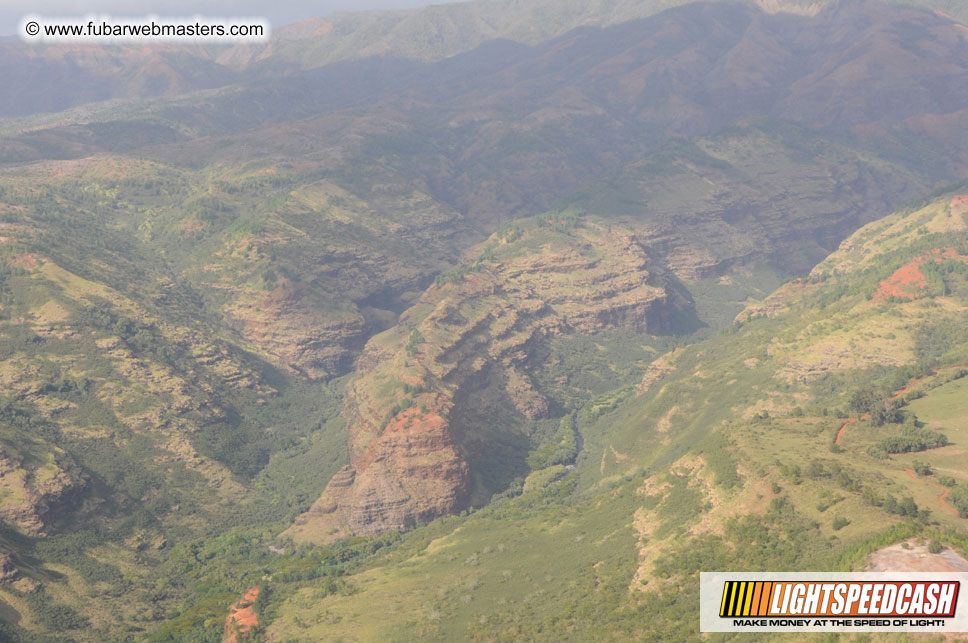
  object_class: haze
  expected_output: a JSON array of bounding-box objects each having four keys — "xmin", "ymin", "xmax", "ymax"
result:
[{"xmin": 0, "ymin": 0, "xmax": 459, "ymax": 36}]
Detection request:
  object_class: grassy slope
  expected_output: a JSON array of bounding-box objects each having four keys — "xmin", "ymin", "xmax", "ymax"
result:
[
  {"xmin": 0, "ymin": 101, "xmax": 957, "ymax": 643},
  {"xmin": 1, "ymin": 2, "xmax": 968, "ymax": 638},
  {"xmin": 0, "ymin": 139, "xmax": 947, "ymax": 641},
  {"xmin": 0, "ymin": 123, "xmax": 517, "ymax": 640},
  {"xmin": 261, "ymin": 191, "xmax": 968, "ymax": 641},
  {"xmin": 0, "ymin": 158, "xmax": 369, "ymax": 640}
]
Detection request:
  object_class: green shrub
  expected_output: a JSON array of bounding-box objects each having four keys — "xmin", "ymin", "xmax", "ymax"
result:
[
  {"xmin": 874, "ymin": 427, "xmax": 948, "ymax": 454},
  {"xmin": 405, "ymin": 328, "xmax": 425, "ymax": 356},
  {"xmin": 523, "ymin": 465, "xmax": 568, "ymax": 493},
  {"xmin": 938, "ymin": 475, "xmax": 957, "ymax": 487},
  {"xmin": 948, "ymin": 486, "xmax": 968, "ymax": 518},
  {"xmin": 883, "ymin": 495, "xmax": 920, "ymax": 517},
  {"xmin": 527, "ymin": 415, "xmax": 578, "ymax": 471},
  {"xmin": 912, "ymin": 461, "xmax": 933, "ymax": 476}
]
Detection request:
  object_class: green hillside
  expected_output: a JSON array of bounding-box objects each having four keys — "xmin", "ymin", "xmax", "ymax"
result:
[
  {"xmin": 257, "ymin": 192, "xmax": 968, "ymax": 641},
  {"xmin": 1, "ymin": 0, "xmax": 968, "ymax": 640}
]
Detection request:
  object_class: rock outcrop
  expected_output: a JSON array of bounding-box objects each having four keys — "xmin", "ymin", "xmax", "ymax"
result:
[
  {"xmin": 225, "ymin": 285, "xmax": 367, "ymax": 381},
  {"xmin": 286, "ymin": 219, "xmax": 688, "ymax": 543},
  {"xmin": 0, "ymin": 444, "xmax": 85, "ymax": 536},
  {"xmin": 0, "ymin": 552, "xmax": 19, "ymax": 583}
]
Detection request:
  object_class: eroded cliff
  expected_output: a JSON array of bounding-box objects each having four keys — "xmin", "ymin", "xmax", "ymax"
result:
[{"xmin": 286, "ymin": 217, "xmax": 687, "ymax": 543}]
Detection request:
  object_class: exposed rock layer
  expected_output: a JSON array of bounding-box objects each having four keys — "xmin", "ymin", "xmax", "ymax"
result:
[{"xmin": 286, "ymin": 222, "xmax": 686, "ymax": 543}]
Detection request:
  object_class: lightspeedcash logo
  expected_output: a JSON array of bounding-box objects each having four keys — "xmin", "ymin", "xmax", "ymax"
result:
[
  {"xmin": 719, "ymin": 580, "xmax": 957, "ymax": 618},
  {"xmin": 701, "ymin": 573, "xmax": 968, "ymax": 633}
]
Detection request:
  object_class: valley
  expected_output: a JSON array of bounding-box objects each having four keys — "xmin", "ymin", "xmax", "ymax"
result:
[
  {"xmin": 1, "ymin": 0, "xmax": 968, "ymax": 640},
  {"xmin": 261, "ymin": 189, "xmax": 968, "ymax": 641}
]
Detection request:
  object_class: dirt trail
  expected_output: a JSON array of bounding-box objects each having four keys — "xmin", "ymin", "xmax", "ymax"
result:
[
  {"xmin": 904, "ymin": 468, "xmax": 960, "ymax": 517},
  {"xmin": 834, "ymin": 417, "xmax": 860, "ymax": 445},
  {"xmin": 834, "ymin": 365, "xmax": 966, "ymax": 445},
  {"xmin": 889, "ymin": 376, "xmax": 923, "ymax": 401},
  {"xmin": 831, "ymin": 366, "xmax": 967, "ymax": 517}
]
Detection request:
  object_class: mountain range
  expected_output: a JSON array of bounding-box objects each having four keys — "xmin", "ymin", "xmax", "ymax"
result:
[{"xmin": 1, "ymin": 0, "xmax": 968, "ymax": 640}]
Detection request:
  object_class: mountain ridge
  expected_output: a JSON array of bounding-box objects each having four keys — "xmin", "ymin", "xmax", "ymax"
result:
[
  {"xmin": 284, "ymin": 218, "xmax": 686, "ymax": 543},
  {"xmin": 262, "ymin": 188, "xmax": 968, "ymax": 641},
  {"xmin": 3, "ymin": 0, "xmax": 968, "ymax": 119},
  {"xmin": 2, "ymin": 0, "xmax": 968, "ymax": 639}
]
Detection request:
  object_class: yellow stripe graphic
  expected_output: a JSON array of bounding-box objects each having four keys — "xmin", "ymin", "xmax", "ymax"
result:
[
  {"xmin": 743, "ymin": 581, "xmax": 755, "ymax": 615},
  {"xmin": 719, "ymin": 581, "xmax": 778, "ymax": 617}
]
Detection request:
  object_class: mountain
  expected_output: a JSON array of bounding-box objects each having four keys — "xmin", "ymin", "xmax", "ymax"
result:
[
  {"xmin": 4, "ymin": 0, "xmax": 968, "ymax": 118},
  {"xmin": 284, "ymin": 218, "xmax": 687, "ymax": 543},
  {"xmin": 263, "ymin": 189, "xmax": 968, "ymax": 641},
  {"xmin": 0, "ymin": 43, "xmax": 240, "ymax": 117},
  {"xmin": 0, "ymin": 0, "xmax": 967, "ymax": 640}
]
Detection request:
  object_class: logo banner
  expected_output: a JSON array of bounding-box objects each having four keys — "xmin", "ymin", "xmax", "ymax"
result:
[{"xmin": 700, "ymin": 572, "xmax": 968, "ymax": 632}]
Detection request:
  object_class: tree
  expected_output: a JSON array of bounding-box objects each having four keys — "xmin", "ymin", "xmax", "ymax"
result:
[
  {"xmin": 405, "ymin": 328, "xmax": 425, "ymax": 356},
  {"xmin": 848, "ymin": 388, "xmax": 881, "ymax": 415},
  {"xmin": 870, "ymin": 401, "xmax": 903, "ymax": 426},
  {"xmin": 883, "ymin": 495, "xmax": 899, "ymax": 514},
  {"xmin": 900, "ymin": 496, "xmax": 919, "ymax": 517}
]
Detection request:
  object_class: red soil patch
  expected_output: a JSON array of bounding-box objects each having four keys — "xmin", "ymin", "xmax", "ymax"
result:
[
  {"xmin": 932, "ymin": 248, "xmax": 968, "ymax": 260},
  {"xmin": 288, "ymin": 160, "xmax": 321, "ymax": 172},
  {"xmin": 833, "ymin": 365, "xmax": 968, "ymax": 517},
  {"xmin": 385, "ymin": 405, "xmax": 446, "ymax": 433},
  {"xmin": 351, "ymin": 401, "xmax": 450, "ymax": 469},
  {"xmin": 224, "ymin": 586, "xmax": 260, "ymax": 643},
  {"xmin": 174, "ymin": 219, "xmax": 204, "ymax": 232},
  {"xmin": 872, "ymin": 250, "xmax": 968, "ymax": 302},
  {"xmin": 873, "ymin": 257, "xmax": 927, "ymax": 301},
  {"xmin": 9, "ymin": 254, "xmax": 38, "ymax": 270},
  {"xmin": 234, "ymin": 234, "xmax": 257, "ymax": 251},
  {"xmin": 950, "ymin": 194, "xmax": 968, "ymax": 211},
  {"xmin": 771, "ymin": 277, "xmax": 821, "ymax": 300}
]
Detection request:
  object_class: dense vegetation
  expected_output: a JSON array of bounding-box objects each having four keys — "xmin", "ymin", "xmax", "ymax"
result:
[{"xmin": 1, "ymin": 0, "xmax": 968, "ymax": 640}]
